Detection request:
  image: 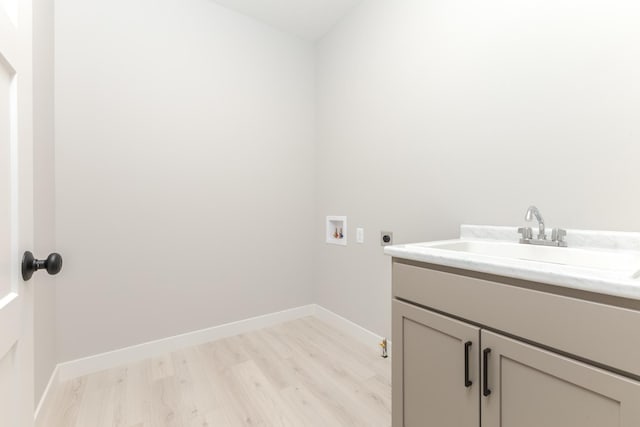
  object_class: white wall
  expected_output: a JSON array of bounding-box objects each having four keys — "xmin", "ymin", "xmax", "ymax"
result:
[
  {"xmin": 55, "ymin": 0, "xmax": 316, "ymax": 361},
  {"xmin": 53, "ymin": 0, "xmax": 640, "ymax": 363},
  {"xmin": 33, "ymin": 0, "xmax": 56, "ymax": 404},
  {"xmin": 315, "ymin": 0, "xmax": 640, "ymax": 339}
]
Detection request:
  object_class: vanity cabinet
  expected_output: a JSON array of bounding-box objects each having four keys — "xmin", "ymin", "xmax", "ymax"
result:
[{"xmin": 392, "ymin": 260, "xmax": 640, "ymax": 427}]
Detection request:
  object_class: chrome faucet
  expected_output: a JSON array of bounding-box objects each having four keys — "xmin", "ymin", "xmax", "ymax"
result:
[
  {"xmin": 518, "ymin": 205, "xmax": 567, "ymax": 247},
  {"xmin": 525, "ymin": 205, "xmax": 545, "ymax": 240}
]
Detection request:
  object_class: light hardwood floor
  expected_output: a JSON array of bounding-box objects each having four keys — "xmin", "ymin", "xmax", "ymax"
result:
[{"xmin": 40, "ymin": 317, "xmax": 391, "ymax": 427}]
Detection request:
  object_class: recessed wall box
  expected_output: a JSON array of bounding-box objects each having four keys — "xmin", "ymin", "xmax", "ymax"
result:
[{"xmin": 326, "ymin": 216, "xmax": 347, "ymax": 246}]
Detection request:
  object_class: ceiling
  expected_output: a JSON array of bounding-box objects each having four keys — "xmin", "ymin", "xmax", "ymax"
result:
[{"xmin": 211, "ymin": 0, "xmax": 363, "ymax": 40}]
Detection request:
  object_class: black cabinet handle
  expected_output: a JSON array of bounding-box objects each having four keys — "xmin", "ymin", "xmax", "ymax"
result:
[
  {"xmin": 464, "ymin": 341, "xmax": 473, "ymax": 388},
  {"xmin": 483, "ymin": 348, "xmax": 492, "ymax": 397},
  {"xmin": 22, "ymin": 251, "xmax": 63, "ymax": 281}
]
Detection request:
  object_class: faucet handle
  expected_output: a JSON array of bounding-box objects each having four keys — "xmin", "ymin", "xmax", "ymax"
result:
[
  {"xmin": 552, "ymin": 228, "xmax": 567, "ymax": 243},
  {"xmin": 518, "ymin": 227, "xmax": 532, "ymax": 240}
]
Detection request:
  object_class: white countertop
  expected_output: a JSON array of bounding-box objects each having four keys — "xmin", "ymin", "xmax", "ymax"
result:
[{"xmin": 384, "ymin": 225, "xmax": 640, "ymax": 301}]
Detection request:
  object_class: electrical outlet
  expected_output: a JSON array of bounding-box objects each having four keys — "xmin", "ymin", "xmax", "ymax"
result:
[{"xmin": 381, "ymin": 231, "xmax": 393, "ymax": 246}]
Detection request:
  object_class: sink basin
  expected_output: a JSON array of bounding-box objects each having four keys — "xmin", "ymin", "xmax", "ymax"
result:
[
  {"xmin": 418, "ymin": 240, "xmax": 640, "ymax": 274},
  {"xmin": 385, "ymin": 225, "xmax": 640, "ymax": 300}
]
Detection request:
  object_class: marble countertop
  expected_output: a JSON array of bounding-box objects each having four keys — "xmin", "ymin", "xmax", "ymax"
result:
[{"xmin": 384, "ymin": 225, "xmax": 640, "ymax": 301}]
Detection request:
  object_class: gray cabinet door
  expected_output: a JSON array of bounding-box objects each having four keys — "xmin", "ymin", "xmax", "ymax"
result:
[
  {"xmin": 392, "ymin": 300, "xmax": 480, "ymax": 427},
  {"xmin": 481, "ymin": 330, "xmax": 640, "ymax": 427}
]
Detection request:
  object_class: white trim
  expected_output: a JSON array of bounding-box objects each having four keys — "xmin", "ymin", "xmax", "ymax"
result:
[
  {"xmin": 57, "ymin": 305, "xmax": 316, "ymax": 381},
  {"xmin": 34, "ymin": 365, "xmax": 59, "ymax": 426},
  {"xmin": 313, "ymin": 305, "xmax": 391, "ymax": 356},
  {"xmin": 51, "ymin": 304, "xmax": 389, "ymax": 384}
]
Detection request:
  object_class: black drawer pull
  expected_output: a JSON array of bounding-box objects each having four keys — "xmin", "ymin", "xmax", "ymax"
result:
[
  {"xmin": 464, "ymin": 341, "xmax": 473, "ymax": 388},
  {"xmin": 483, "ymin": 348, "xmax": 492, "ymax": 397}
]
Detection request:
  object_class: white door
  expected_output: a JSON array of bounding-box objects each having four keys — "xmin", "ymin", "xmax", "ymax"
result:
[{"xmin": 0, "ymin": 0, "xmax": 35, "ymax": 425}]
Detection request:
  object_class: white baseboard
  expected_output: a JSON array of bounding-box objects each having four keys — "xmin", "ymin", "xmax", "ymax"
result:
[
  {"xmin": 34, "ymin": 365, "xmax": 59, "ymax": 427},
  {"xmin": 51, "ymin": 304, "xmax": 388, "ymax": 386},
  {"xmin": 313, "ymin": 305, "xmax": 391, "ymax": 356},
  {"xmin": 57, "ymin": 304, "xmax": 316, "ymax": 382}
]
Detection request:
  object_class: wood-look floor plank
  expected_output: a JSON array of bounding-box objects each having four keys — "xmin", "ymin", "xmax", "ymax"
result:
[
  {"xmin": 276, "ymin": 321, "xmax": 391, "ymax": 425},
  {"xmin": 237, "ymin": 331, "xmax": 299, "ymax": 391},
  {"xmin": 42, "ymin": 377, "xmax": 86, "ymax": 427},
  {"xmin": 178, "ymin": 347, "xmax": 224, "ymax": 417},
  {"xmin": 204, "ymin": 343, "xmax": 269, "ymax": 426},
  {"xmin": 151, "ymin": 354, "xmax": 175, "ymax": 382},
  {"xmin": 40, "ymin": 317, "xmax": 391, "ymax": 427},
  {"xmin": 281, "ymin": 354, "xmax": 375, "ymax": 427},
  {"xmin": 279, "ymin": 384, "xmax": 346, "ymax": 427},
  {"xmin": 300, "ymin": 317, "xmax": 390, "ymax": 380},
  {"xmin": 151, "ymin": 376, "xmax": 184, "ymax": 427},
  {"xmin": 123, "ymin": 360, "xmax": 153, "ymax": 426},
  {"xmin": 231, "ymin": 359, "xmax": 306, "ymax": 427}
]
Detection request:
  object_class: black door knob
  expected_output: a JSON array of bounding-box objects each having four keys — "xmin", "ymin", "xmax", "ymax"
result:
[{"xmin": 22, "ymin": 251, "xmax": 63, "ymax": 281}]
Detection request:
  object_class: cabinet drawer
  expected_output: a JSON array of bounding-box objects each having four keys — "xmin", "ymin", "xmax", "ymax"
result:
[{"xmin": 393, "ymin": 260, "xmax": 640, "ymax": 378}]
